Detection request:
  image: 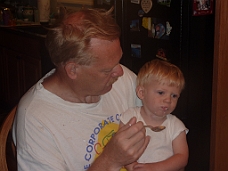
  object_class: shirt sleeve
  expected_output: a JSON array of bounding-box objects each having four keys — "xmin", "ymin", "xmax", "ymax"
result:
[
  {"xmin": 13, "ymin": 107, "xmax": 67, "ymax": 171},
  {"xmin": 169, "ymin": 115, "xmax": 189, "ymax": 141}
]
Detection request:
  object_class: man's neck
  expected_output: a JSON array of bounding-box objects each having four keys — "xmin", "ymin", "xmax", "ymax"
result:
[{"xmin": 42, "ymin": 70, "xmax": 101, "ymax": 103}]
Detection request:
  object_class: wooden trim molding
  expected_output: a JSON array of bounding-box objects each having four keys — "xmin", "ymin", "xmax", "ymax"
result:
[
  {"xmin": 58, "ymin": 0, "xmax": 93, "ymax": 6},
  {"xmin": 210, "ymin": 0, "xmax": 228, "ymax": 170}
]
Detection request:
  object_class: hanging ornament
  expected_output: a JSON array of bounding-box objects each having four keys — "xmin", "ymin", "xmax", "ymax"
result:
[{"xmin": 141, "ymin": 0, "xmax": 152, "ymax": 13}]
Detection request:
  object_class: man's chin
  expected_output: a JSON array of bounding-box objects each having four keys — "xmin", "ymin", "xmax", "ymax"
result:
[
  {"xmin": 102, "ymin": 85, "xmax": 113, "ymax": 95},
  {"xmin": 107, "ymin": 78, "xmax": 118, "ymax": 87},
  {"xmin": 101, "ymin": 78, "xmax": 118, "ymax": 95}
]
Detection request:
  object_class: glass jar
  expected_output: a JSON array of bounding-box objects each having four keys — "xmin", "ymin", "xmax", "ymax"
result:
[{"xmin": 22, "ymin": 6, "xmax": 34, "ymax": 22}]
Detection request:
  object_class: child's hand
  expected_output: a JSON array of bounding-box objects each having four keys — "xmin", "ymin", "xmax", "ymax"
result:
[
  {"xmin": 133, "ymin": 162, "xmax": 185, "ymax": 171},
  {"xmin": 132, "ymin": 163, "xmax": 153, "ymax": 171},
  {"xmin": 125, "ymin": 161, "xmax": 139, "ymax": 171}
]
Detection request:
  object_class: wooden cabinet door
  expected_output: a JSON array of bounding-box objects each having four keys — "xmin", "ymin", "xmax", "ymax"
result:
[
  {"xmin": 0, "ymin": 47, "xmax": 9, "ymax": 103},
  {"xmin": 3, "ymin": 48, "xmax": 23, "ymax": 106},
  {"xmin": 21, "ymin": 53, "xmax": 41, "ymax": 92},
  {"xmin": 0, "ymin": 48, "xmax": 41, "ymax": 106}
]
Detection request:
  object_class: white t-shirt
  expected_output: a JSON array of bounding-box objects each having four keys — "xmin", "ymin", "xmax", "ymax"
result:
[
  {"xmin": 120, "ymin": 106, "xmax": 188, "ymax": 163},
  {"xmin": 12, "ymin": 65, "xmax": 141, "ymax": 171}
]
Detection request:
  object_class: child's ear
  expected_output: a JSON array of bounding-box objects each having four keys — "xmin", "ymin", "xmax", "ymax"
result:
[
  {"xmin": 65, "ymin": 62, "xmax": 78, "ymax": 79},
  {"xmin": 136, "ymin": 85, "xmax": 145, "ymax": 100}
]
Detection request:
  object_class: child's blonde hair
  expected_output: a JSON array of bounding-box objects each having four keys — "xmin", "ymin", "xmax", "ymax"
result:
[{"xmin": 137, "ymin": 59, "xmax": 185, "ymax": 91}]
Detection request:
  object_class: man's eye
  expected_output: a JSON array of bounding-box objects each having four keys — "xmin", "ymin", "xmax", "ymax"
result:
[{"xmin": 103, "ymin": 70, "xmax": 112, "ymax": 74}]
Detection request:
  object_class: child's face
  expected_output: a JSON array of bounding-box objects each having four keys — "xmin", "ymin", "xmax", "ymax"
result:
[{"xmin": 137, "ymin": 79, "xmax": 181, "ymax": 118}]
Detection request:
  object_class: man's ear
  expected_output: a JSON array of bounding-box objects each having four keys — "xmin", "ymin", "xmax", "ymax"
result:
[
  {"xmin": 136, "ymin": 85, "xmax": 145, "ymax": 100},
  {"xmin": 65, "ymin": 62, "xmax": 78, "ymax": 79}
]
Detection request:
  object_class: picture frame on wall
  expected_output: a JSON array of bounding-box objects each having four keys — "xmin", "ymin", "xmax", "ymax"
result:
[{"xmin": 193, "ymin": 0, "xmax": 213, "ymax": 16}]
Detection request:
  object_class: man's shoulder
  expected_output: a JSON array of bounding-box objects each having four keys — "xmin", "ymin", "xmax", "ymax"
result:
[
  {"xmin": 118, "ymin": 65, "xmax": 137, "ymax": 84},
  {"xmin": 113, "ymin": 65, "xmax": 136, "ymax": 88},
  {"xmin": 121, "ymin": 65, "xmax": 136, "ymax": 78}
]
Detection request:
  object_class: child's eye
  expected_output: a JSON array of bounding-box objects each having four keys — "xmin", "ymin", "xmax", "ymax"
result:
[
  {"xmin": 171, "ymin": 94, "xmax": 179, "ymax": 98},
  {"xmin": 158, "ymin": 91, "xmax": 164, "ymax": 95}
]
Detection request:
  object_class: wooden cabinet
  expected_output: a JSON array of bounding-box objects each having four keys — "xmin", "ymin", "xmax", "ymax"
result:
[
  {"xmin": 0, "ymin": 47, "xmax": 41, "ymax": 106},
  {"xmin": 0, "ymin": 47, "xmax": 8, "ymax": 105},
  {"xmin": 0, "ymin": 28, "xmax": 53, "ymax": 107}
]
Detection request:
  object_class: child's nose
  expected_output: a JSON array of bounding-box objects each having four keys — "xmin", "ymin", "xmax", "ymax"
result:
[{"xmin": 163, "ymin": 95, "xmax": 171, "ymax": 103}]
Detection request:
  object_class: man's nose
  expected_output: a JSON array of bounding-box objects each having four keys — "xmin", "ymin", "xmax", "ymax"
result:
[{"xmin": 112, "ymin": 64, "xmax": 123, "ymax": 77}]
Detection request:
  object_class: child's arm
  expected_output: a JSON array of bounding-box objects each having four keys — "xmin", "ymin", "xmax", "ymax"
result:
[{"xmin": 132, "ymin": 131, "xmax": 188, "ymax": 171}]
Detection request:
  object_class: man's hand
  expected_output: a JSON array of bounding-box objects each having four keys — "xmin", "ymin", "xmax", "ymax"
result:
[{"xmin": 89, "ymin": 117, "xmax": 150, "ymax": 171}]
